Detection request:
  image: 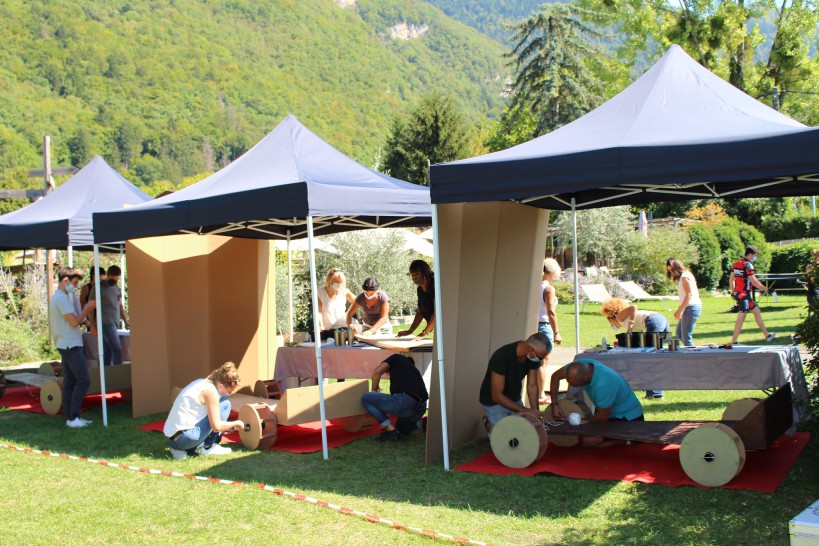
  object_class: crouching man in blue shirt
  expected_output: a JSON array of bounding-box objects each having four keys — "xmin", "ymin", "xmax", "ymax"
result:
[{"xmin": 549, "ymin": 358, "xmax": 643, "ymax": 448}]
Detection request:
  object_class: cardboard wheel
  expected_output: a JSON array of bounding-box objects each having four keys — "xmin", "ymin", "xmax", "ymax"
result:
[
  {"xmin": 40, "ymin": 378, "xmax": 64, "ymax": 415},
  {"xmin": 253, "ymin": 380, "xmax": 269, "ymax": 399},
  {"xmin": 722, "ymin": 398, "xmax": 762, "ymax": 421},
  {"xmin": 679, "ymin": 423, "xmax": 746, "ymax": 487},
  {"xmin": 543, "ymin": 399, "xmax": 590, "ymax": 447},
  {"xmin": 238, "ymin": 403, "xmax": 277, "ymax": 450},
  {"xmin": 490, "ymin": 413, "xmax": 548, "ymax": 468},
  {"xmin": 38, "ymin": 361, "xmax": 62, "ymax": 376},
  {"xmin": 341, "ymin": 414, "xmax": 375, "ymax": 433}
]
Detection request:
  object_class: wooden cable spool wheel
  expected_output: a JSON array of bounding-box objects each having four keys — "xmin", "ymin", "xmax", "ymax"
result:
[
  {"xmin": 543, "ymin": 399, "xmax": 591, "ymax": 447},
  {"xmin": 40, "ymin": 378, "xmax": 64, "ymax": 415},
  {"xmin": 490, "ymin": 413, "xmax": 548, "ymax": 468},
  {"xmin": 238, "ymin": 403, "xmax": 278, "ymax": 450},
  {"xmin": 341, "ymin": 414, "xmax": 376, "ymax": 433},
  {"xmin": 722, "ymin": 398, "xmax": 762, "ymax": 421},
  {"xmin": 679, "ymin": 423, "xmax": 746, "ymax": 487},
  {"xmin": 253, "ymin": 379, "xmax": 282, "ymax": 400},
  {"xmin": 38, "ymin": 361, "xmax": 62, "ymax": 377}
]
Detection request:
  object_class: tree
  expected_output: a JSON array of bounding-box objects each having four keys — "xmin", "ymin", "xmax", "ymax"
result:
[
  {"xmin": 382, "ymin": 93, "xmax": 471, "ymax": 185},
  {"xmin": 578, "ymin": 0, "xmax": 819, "ymax": 116},
  {"xmin": 487, "ymin": 3, "xmax": 609, "ymax": 149},
  {"xmin": 552, "ymin": 206, "xmax": 634, "ymax": 265}
]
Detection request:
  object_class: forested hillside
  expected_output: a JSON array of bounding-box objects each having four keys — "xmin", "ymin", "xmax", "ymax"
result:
[
  {"xmin": 424, "ymin": 0, "xmax": 553, "ymax": 44},
  {"xmin": 0, "ymin": 0, "xmax": 506, "ymax": 197}
]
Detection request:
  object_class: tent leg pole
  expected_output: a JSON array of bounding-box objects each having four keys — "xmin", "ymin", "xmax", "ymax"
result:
[
  {"xmin": 431, "ymin": 204, "xmax": 450, "ymax": 471},
  {"xmin": 307, "ymin": 217, "xmax": 329, "ymax": 460},
  {"xmin": 120, "ymin": 248, "xmax": 127, "ymax": 318},
  {"xmin": 94, "ymin": 245, "xmax": 108, "ymax": 427},
  {"xmin": 67, "ymin": 246, "xmax": 73, "ymax": 268},
  {"xmin": 287, "ymin": 230, "xmax": 293, "ymax": 343},
  {"xmin": 572, "ymin": 199, "xmax": 580, "ymax": 355}
]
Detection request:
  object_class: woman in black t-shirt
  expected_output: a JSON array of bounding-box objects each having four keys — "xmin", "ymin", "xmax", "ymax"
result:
[{"xmin": 397, "ymin": 259, "xmax": 435, "ymax": 340}]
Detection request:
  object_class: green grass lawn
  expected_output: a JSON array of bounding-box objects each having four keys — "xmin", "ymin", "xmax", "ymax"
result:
[{"xmin": 0, "ymin": 292, "xmax": 816, "ymax": 545}]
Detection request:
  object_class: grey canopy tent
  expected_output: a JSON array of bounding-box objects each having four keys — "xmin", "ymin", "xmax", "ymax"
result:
[
  {"xmin": 426, "ymin": 45, "xmax": 819, "ymax": 464},
  {"xmin": 92, "ymin": 115, "xmax": 434, "ymax": 459},
  {"xmin": 0, "ymin": 155, "xmax": 151, "ymax": 427},
  {"xmin": 0, "ymin": 155, "xmax": 151, "ymax": 251}
]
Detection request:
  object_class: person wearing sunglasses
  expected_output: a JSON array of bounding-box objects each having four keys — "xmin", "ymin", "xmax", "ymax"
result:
[
  {"xmin": 164, "ymin": 362, "xmax": 245, "ymax": 460},
  {"xmin": 478, "ymin": 332, "xmax": 552, "ymax": 433}
]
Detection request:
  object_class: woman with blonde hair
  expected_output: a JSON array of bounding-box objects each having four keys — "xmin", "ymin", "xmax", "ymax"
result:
[
  {"xmin": 601, "ymin": 297, "xmax": 668, "ymax": 399},
  {"xmin": 164, "ymin": 362, "xmax": 245, "ymax": 460},
  {"xmin": 317, "ymin": 267, "xmax": 356, "ymax": 336},
  {"xmin": 666, "ymin": 257, "xmax": 701, "ymax": 347},
  {"xmin": 536, "ymin": 258, "xmax": 561, "ymax": 404}
]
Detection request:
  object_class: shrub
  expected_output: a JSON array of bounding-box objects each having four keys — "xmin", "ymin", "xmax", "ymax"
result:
[
  {"xmin": 0, "ymin": 318, "xmax": 42, "ymax": 363},
  {"xmin": 552, "ymin": 280, "xmax": 575, "ymax": 305},
  {"xmin": 615, "ymin": 227, "xmax": 698, "ymax": 292},
  {"xmin": 794, "ymin": 307, "xmax": 819, "ymax": 420},
  {"xmin": 771, "ymin": 241, "xmax": 816, "ymax": 275},
  {"xmin": 712, "ymin": 218, "xmax": 769, "ymax": 287},
  {"xmin": 685, "ymin": 223, "xmax": 722, "ymax": 291}
]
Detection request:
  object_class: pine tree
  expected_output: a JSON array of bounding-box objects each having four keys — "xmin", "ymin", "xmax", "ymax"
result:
[
  {"xmin": 493, "ymin": 3, "xmax": 608, "ymax": 148},
  {"xmin": 382, "ymin": 92, "xmax": 471, "ymax": 186}
]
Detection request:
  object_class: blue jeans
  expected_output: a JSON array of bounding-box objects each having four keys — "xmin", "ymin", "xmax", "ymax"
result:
[
  {"xmin": 537, "ymin": 322, "xmax": 554, "ymax": 345},
  {"xmin": 675, "ymin": 305, "xmax": 701, "ymax": 347},
  {"xmin": 644, "ymin": 314, "xmax": 669, "ymax": 398},
  {"xmin": 644, "ymin": 314, "xmax": 669, "ymax": 334},
  {"xmin": 166, "ymin": 396, "xmax": 230, "ymax": 454},
  {"xmin": 101, "ymin": 323, "xmax": 122, "ymax": 366},
  {"xmin": 59, "ymin": 346, "xmax": 91, "ymax": 421},
  {"xmin": 482, "ymin": 399, "xmax": 523, "ymax": 432},
  {"xmin": 361, "ymin": 391, "xmax": 427, "ymax": 435}
]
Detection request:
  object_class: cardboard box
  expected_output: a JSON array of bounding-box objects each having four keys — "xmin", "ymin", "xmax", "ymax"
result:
[{"xmin": 791, "ymin": 500, "xmax": 819, "ymax": 545}]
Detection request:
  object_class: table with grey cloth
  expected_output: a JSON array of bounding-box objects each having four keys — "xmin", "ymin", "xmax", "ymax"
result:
[
  {"xmin": 575, "ymin": 345, "xmax": 809, "ymax": 419},
  {"xmin": 82, "ymin": 329, "xmax": 132, "ymax": 363},
  {"xmin": 274, "ymin": 344, "xmax": 433, "ymax": 392}
]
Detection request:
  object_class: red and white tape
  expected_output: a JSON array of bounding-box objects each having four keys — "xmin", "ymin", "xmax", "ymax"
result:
[{"xmin": 0, "ymin": 443, "xmax": 490, "ymax": 545}]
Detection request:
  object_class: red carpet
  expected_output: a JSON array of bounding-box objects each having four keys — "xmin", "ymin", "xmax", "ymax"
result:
[
  {"xmin": 139, "ymin": 417, "xmax": 382, "ymax": 453},
  {"xmin": 0, "ymin": 385, "xmax": 127, "ymax": 415},
  {"xmin": 454, "ymin": 432, "xmax": 810, "ymax": 492}
]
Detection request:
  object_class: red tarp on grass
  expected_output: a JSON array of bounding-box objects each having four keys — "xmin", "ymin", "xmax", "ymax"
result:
[
  {"xmin": 0, "ymin": 385, "xmax": 127, "ymax": 414},
  {"xmin": 453, "ymin": 433, "xmax": 810, "ymax": 492},
  {"xmin": 139, "ymin": 417, "xmax": 382, "ymax": 454}
]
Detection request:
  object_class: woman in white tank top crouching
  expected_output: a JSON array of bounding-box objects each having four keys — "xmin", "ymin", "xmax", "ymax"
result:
[{"xmin": 164, "ymin": 362, "xmax": 245, "ymax": 460}]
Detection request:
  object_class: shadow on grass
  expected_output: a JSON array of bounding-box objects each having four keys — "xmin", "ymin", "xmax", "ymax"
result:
[{"xmin": 2, "ymin": 402, "xmax": 818, "ymax": 529}]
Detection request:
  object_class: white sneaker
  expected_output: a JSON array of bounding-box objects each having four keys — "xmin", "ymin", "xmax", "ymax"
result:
[
  {"xmin": 66, "ymin": 418, "xmax": 89, "ymax": 428},
  {"xmin": 169, "ymin": 448, "xmax": 189, "ymax": 460},
  {"xmin": 77, "ymin": 417, "xmax": 93, "ymax": 426},
  {"xmin": 765, "ymin": 332, "xmax": 776, "ymax": 342},
  {"xmin": 198, "ymin": 443, "xmax": 232, "ymax": 456}
]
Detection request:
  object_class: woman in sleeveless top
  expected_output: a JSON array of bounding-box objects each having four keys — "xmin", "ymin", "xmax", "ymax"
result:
[
  {"xmin": 163, "ymin": 362, "xmax": 244, "ymax": 460},
  {"xmin": 666, "ymin": 257, "xmax": 702, "ymax": 347},
  {"xmin": 317, "ymin": 268, "xmax": 355, "ymax": 336},
  {"xmin": 601, "ymin": 296, "xmax": 669, "ymax": 399},
  {"xmin": 536, "ymin": 258, "xmax": 561, "ymax": 404}
]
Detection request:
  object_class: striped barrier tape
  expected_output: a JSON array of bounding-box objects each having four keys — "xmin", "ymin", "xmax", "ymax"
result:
[{"xmin": 0, "ymin": 443, "xmax": 491, "ymax": 545}]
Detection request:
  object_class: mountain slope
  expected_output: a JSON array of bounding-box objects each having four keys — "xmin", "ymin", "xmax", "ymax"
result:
[{"xmin": 0, "ymin": 0, "xmax": 506, "ymax": 188}]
